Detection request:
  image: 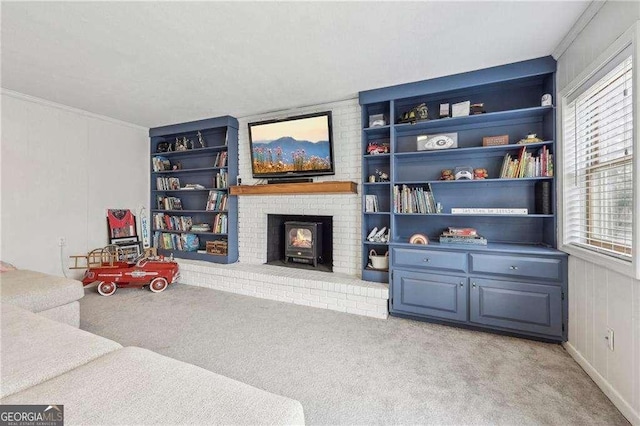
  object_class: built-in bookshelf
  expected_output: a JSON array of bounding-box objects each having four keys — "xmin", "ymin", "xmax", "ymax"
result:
[
  {"xmin": 359, "ymin": 56, "xmax": 568, "ymax": 342},
  {"xmin": 149, "ymin": 116, "xmax": 238, "ymax": 263}
]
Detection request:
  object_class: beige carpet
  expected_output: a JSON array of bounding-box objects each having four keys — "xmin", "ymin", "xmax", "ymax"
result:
[{"xmin": 80, "ymin": 283, "xmax": 629, "ymax": 425}]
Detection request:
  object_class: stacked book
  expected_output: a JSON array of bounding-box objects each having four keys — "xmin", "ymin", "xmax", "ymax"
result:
[
  {"xmin": 500, "ymin": 146, "xmax": 553, "ymax": 179},
  {"xmin": 156, "ymin": 196, "xmax": 183, "ymax": 210},
  {"xmin": 393, "ymin": 185, "xmax": 437, "ymax": 214},
  {"xmin": 206, "ymin": 190, "xmax": 228, "ymax": 211},
  {"xmin": 214, "ymin": 169, "xmax": 228, "ymax": 189},
  {"xmin": 156, "ymin": 177, "xmax": 181, "ymax": 190},
  {"xmin": 439, "ymin": 227, "xmax": 487, "ymax": 245},
  {"xmin": 153, "ymin": 213, "xmax": 193, "ymax": 231},
  {"xmin": 153, "ymin": 231, "xmax": 199, "ymax": 251},
  {"xmin": 190, "ymin": 223, "xmax": 211, "ymax": 232},
  {"xmin": 213, "ymin": 213, "xmax": 228, "ymax": 234},
  {"xmin": 365, "ymin": 195, "xmax": 379, "ymax": 212},
  {"xmin": 214, "ymin": 152, "xmax": 228, "ymax": 167},
  {"xmin": 152, "ymin": 156, "xmax": 171, "ymax": 172}
]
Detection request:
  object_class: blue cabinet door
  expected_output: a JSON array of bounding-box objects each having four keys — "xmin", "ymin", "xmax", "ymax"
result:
[
  {"xmin": 470, "ymin": 278, "xmax": 562, "ymax": 337},
  {"xmin": 392, "ymin": 270, "xmax": 467, "ymax": 321}
]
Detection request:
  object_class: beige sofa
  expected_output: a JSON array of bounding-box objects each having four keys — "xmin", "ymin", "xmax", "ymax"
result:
[
  {"xmin": 0, "ymin": 303, "xmax": 305, "ymax": 424},
  {"xmin": 0, "ymin": 270, "xmax": 84, "ymax": 327}
]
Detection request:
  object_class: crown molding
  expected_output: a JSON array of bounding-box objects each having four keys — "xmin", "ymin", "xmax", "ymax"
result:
[
  {"xmin": 1, "ymin": 88, "xmax": 148, "ymax": 131},
  {"xmin": 553, "ymin": 1, "xmax": 607, "ymax": 59}
]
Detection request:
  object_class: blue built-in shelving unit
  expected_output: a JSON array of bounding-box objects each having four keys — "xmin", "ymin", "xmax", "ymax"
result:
[
  {"xmin": 149, "ymin": 116, "xmax": 238, "ymax": 263},
  {"xmin": 359, "ymin": 56, "xmax": 568, "ymax": 342}
]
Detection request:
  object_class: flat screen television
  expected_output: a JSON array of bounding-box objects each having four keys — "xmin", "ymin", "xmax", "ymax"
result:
[{"xmin": 248, "ymin": 111, "xmax": 335, "ymax": 179}]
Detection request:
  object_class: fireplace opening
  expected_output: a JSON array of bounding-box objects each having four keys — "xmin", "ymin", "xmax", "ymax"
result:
[{"xmin": 267, "ymin": 215, "xmax": 332, "ymax": 272}]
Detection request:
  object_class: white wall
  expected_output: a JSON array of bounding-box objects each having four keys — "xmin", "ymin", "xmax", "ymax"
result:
[
  {"xmin": 556, "ymin": 2, "xmax": 640, "ymax": 423},
  {"xmin": 0, "ymin": 91, "xmax": 149, "ymax": 277},
  {"xmin": 237, "ymin": 99, "xmax": 362, "ymax": 276}
]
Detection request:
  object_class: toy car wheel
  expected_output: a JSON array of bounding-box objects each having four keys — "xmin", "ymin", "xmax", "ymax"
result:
[
  {"xmin": 97, "ymin": 281, "xmax": 117, "ymax": 296},
  {"xmin": 149, "ymin": 277, "xmax": 168, "ymax": 293}
]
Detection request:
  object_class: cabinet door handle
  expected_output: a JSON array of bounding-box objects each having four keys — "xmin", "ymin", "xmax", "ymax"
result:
[
  {"xmin": 472, "ymin": 282, "xmax": 477, "ymax": 288},
  {"xmin": 509, "ymin": 265, "xmax": 519, "ymax": 270},
  {"xmin": 459, "ymin": 281, "xmax": 464, "ymax": 287},
  {"xmin": 423, "ymin": 258, "xmax": 430, "ymax": 262}
]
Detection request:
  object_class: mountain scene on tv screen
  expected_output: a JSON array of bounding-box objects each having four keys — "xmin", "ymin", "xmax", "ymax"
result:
[{"xmin": 252, "ymin": 136, "xmax": 331, "ymax": 173}]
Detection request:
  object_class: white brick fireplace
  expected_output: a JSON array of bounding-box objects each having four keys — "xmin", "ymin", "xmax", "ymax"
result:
[
  {"xmin": 237, "ymin": 99, "xmax": 362, "ymax": 275},
  {"xmin": 178, "ymin": 99, "xmax": 390, "ymax": 318}
]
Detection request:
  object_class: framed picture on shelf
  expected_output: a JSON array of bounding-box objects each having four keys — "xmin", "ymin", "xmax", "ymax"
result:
[{"xmin": 116, "ymin": 242, "xmax": 142, "ymax": 261}]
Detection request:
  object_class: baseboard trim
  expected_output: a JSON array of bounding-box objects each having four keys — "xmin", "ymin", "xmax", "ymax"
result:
[{"xmin": 563, "ymin": 342, "xmax": 639, "ymax": 425}]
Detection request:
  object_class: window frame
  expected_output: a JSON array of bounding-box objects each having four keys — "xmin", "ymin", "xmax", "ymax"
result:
[{"xmin": 558, "ymin": 22, "xmax": 640, "ymax": 279}]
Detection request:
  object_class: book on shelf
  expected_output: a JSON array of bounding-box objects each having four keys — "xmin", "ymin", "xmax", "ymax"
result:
[
  {"xmin": 191, "ymin": 223, "xmax": 211, "ymax": 232},
  {"xmin": 153, "ymin": 213, "xmax": 193, "ymax": 232},
  {"xmin": 213, "ymin": 213, "xmax": 228, "ymax": 234},
  {"xmin": 153, "ymin": 231, "xmax": 199, "ymax": 251},
  {"xmin": 499, "ymin": 146, "xmax": 553, "ymax": 179},
  {"xmin": 214, "ymin": 151, "xmax": 228, "ymax": 168},
  {"xmin": 365, "ymin": 195, "xmax": 379, "ymax": 212},
  {"xmin": 393, "ymin": 185, "xmax": 437, "ymax": 214},
  {"xmin": 156, "ymin": 196, "xmax": 183, "ymax": 210},
  {"xmin": 152, "ymin": 156, "xmax": 171, "ymax": 172},
  {"xmin": 206, "ymin": 190, "xmax": 228, "ymax": 211},
  {"xmin": 439, "ymin": 227, "xmax": 487, "ymax": 245},
  {"xmin": 156, "ymin": 177, "xmax": 181, "ymax": 190},
  {"xmin": 451, "ymin": 208, "xmax": 528, "ymax": 215},
  {"xmin": 214, "ymin": 169, "xmax": 228, "ymax": 188}
]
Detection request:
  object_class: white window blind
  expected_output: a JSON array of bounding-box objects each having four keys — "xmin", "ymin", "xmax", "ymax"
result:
[{"xmin": 563, "ymin": 51, "xmax": 634, "ymax": 260}]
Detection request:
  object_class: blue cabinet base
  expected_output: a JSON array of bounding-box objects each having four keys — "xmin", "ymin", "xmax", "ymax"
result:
[{"xmin": 389, "ymin": 310, "xmax": 564, "ymax": 344}]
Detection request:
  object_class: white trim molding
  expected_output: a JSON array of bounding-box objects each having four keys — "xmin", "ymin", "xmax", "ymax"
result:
[
  {"xmin": 557, "ymin": 21, "xmax": 640, "ymax": 280},
  {"xmin": 563, "ymin": 342, "xmax": 640, "ymax": 425},
  {"xmin": 1, "ymin": 88, "xmax": 148, "ymax": 131},
  {"xmin": 553, "ymin": 1, "xmax": 608, "ymax": 59}
]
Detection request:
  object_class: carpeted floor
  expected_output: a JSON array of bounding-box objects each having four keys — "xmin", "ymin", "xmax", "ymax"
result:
[{"xmin": 80, "ymin": 283, "xmax": 628, "ymax": 425}]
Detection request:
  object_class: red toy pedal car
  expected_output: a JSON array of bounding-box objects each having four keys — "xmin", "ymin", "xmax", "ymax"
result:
[{"xmin": 72, "ymin": 245, "xmax": 180, "ymax": 296}]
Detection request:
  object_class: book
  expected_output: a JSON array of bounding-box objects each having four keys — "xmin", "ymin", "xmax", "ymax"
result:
[{"xmin": 365, "ymin": 195, "xmax": 379, "ymax": 212}]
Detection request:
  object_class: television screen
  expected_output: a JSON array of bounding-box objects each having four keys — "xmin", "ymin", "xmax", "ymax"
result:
[{"xmin": 249, "ymin": 112, "xmax": 334, "ymax": 179}]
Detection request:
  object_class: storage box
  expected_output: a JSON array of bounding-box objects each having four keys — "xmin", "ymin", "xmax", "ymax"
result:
[
  {"xmin": 482, "ymin": 135, "xmax": 509, "ymax": 146},
  {"xmin": 206, "ymin": 240, "xmax": 228, "ymax": 255}
]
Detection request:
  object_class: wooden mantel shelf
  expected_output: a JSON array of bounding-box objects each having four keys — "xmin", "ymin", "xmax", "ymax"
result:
[{"xmin": 229, "ymin": 181, "xmax": 358, "ymax": 196}]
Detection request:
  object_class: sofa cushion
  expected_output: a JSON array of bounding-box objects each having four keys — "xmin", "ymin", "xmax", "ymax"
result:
[
  {"xmin": 0, "ymin": 303, "xmax": 122, "ymax": 398},
  {"xmin": 0, "ymin": 270, "xmax": 84, "ymax": 312},
  {"xmin": 1, "ymin": 347, "xmax": 305, "ymax": 425}
]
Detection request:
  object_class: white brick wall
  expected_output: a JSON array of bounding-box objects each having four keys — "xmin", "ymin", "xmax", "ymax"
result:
[
  {"xmin": 178, "ymin": 260, "xmax": 388, "ymax": 319},
  {"xmin": 237, "ymin": 98, "xmax": 362, "ymax": 276}
]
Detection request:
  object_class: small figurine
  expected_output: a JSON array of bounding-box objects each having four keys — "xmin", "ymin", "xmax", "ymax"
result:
[
  {"xmin": 474, "ymin": 168, "xmax": 488, "ymax": 179},
  {"xmin": 440, "ymin": 169, "xmax": 455, "ymax": 180},
  {"xmin": 375, "ymin": 169, "xmax": 389, "ymax": 182},
  {"xmin": 398, "ymin": 103, "xmax": 429, "ymax": 124},
  {"xmin": 197, "ymin": 131, "xmax": 206, "ymax": 148},
  {"xmin": 518, "ymin": 132, "xmax": 543, "ymax": 144},
  {"xmin": 367, "ymin": 141, "xmax": 389, "ymax": 155}
]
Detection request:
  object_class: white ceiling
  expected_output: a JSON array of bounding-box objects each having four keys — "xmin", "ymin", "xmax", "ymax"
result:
[{"xmin": 1, "ymin": 1, "xmax": 588, "ymax": 128}]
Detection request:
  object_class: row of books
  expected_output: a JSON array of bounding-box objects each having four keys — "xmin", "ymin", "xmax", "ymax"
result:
[
  {"xmin": 153, "ymin": 213, "xmax": 192, "ymax": 232},
  {"xmin": 364, "ymin": 195, "xmax": 380, "ymax": 212},
  {"xmin": 393, "ymin": 185, "xmax": 438, "ymax": 214},
  {"xmin": 152, "ymin": 156, "xmax": 171, "ymax": 172},
  {"xmin": 439, "ymin": 227, "xmax": 488, "ymax": 246},
  {"xmin": 213, "ymin": 213, "xmax": 228, "ymax": 234},
  {"xmin": 206, "ymin": 190, "xmax": 228, "ymax": 211},
  {"xmin": 214, "ymin": 170, "xmax": 228, "ymax": 189},
  {"xmin": 156, "ymin": 177, "xmax": 180, "ymax": 191},
  {"xmin": 214, "ymin": 152, "xmax": 228, "ymax": 168},
  {"xmin": 500, "ymin": 146, "xmax": 553, "ymax": 179},
  {"xmin": 153, "ymin": 231, "xmax": 199, "ymax": 252},
  {"xmin": 156, "ymin": 196, "xmax": 182, "ymax": 210}
]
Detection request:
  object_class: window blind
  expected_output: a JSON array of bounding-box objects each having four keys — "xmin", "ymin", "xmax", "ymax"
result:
[{"xmin": 563, "ymin": 52, "xmax": 634, "ymax": 260}]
